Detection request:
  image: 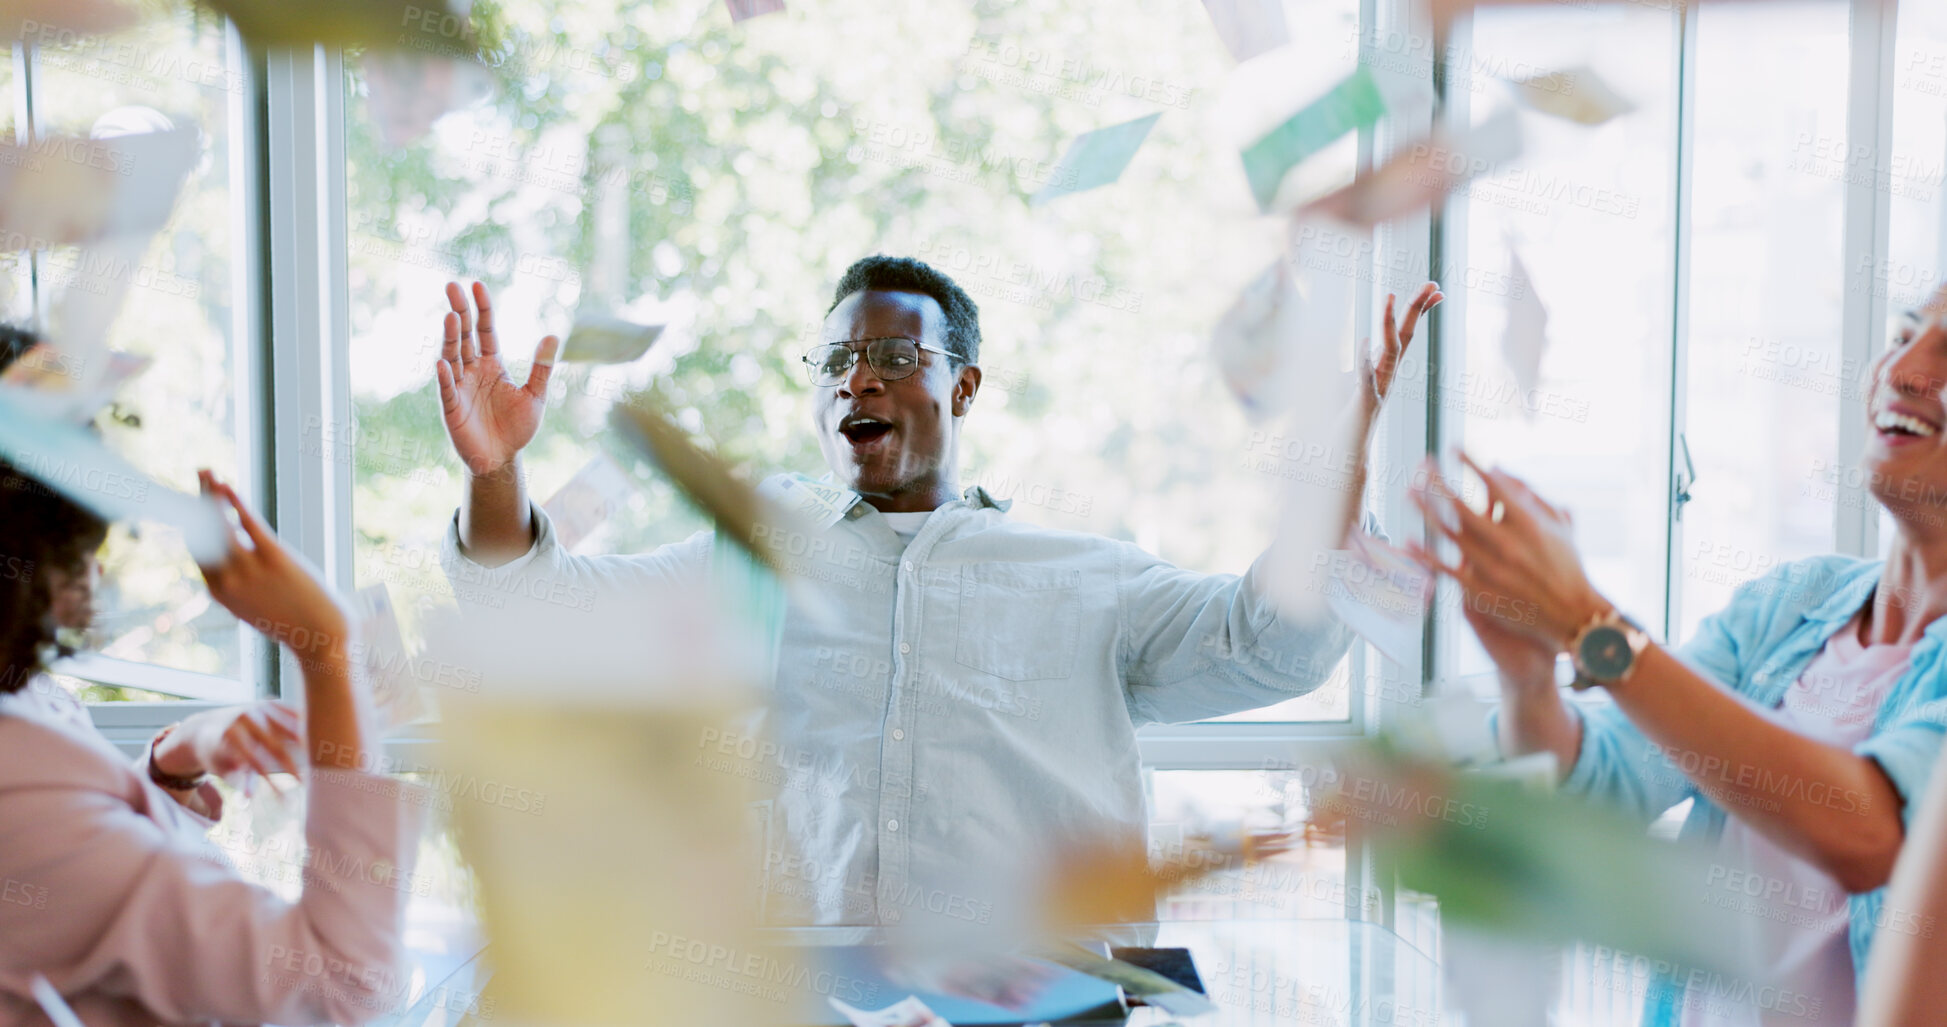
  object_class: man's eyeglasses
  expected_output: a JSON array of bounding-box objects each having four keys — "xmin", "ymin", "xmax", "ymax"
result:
[{"xmin": 802, "ymin": 337, "xmax": 955, "ymax": 387}]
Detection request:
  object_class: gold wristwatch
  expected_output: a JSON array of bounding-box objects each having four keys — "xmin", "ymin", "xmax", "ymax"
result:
[{"xmin": 1567, "ymin": 609, "xmax": 1649, "ymax": 691}]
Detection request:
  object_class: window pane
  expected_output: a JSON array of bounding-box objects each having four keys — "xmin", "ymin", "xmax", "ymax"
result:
[
  {"xmin": 1442, "ymin": 6, "xmax": 1679, "ymax": 681},
  {"xmin": 0, "ymin": 49, "xmax": 25, "ymax": 321},
  {"xmin": 1677, "ymin": 0, "xmax": 1849, "ymax": 641},
  {"xmin": 33, "ymin": 12, "xmax": 252, "ymax": 689},
  {"xmin": 345, "ymin": 0, "xmax": 1365, "ymax": 722}
]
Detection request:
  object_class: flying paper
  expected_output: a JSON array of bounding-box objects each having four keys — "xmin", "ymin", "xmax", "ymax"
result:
[
  {"xmin": 361, "ymin": 51, "xmax": 495, "ymax": 150},
  {"xmin": 1199, "ymin": 0, "xmax": 1290, "ymax": 63},
  {"xmin": 1338, "ymin": 748, "xmax": 1752, "ymax": 977},
  {"xmin": 1502, "ymin": 247, "xmax": 1548, "ymax": 413},
  {"xmin": 829, "ymin": 995, "xmax": 953, "ymax": 1027},
  {"xmin": 0, "ymin": 386, "xmax": 229, "ymax": 563},
  {"xmin": 1029, "ymin": 113, "xmax": 1161, "ymax": 206},
  {"xmin": 610, "ymin": 396, "xmax": 800, "ymax": 580},
  {"xmin": 562, "ymin": 313, "xmax": 664, "ymax": 364},
  {"xmin": 1301, "ymin": 104, "xmax": 1522, "ymax": 227},
  {"xmin": 352, "ymin": 584, "xmax": 428, "ymax": 732},
  {"xmin": 1321, "ymin": 533, "xmax": 1433, "ymax": 667},
  {"xmin": 201, "ymin": 0, "xmax": 465, "ymax": 49},
  {"xmin": 725, "ymin": 0, "xmax": 786, "ymax": 22},
  {"xmin": 1210, "ymin": 258, "xmax": 1304, "ymax": 419},
  {"xmin": 4, "ymin": 0, "xmax": 135, "ymax": 37},
  {"xmin": 540, "ymin": 451, "xmax": 635, "ymax": 551},
  {"xmin": 1240, "ymin": 67, "xmax": 1388, "ymax": 213},
  {"xmin": 1509, "ymin": 65, "xmax": 1636, "ymax": 126},
  {"xmin": 0, "ymin": 129, "xmax": 198, "ymax": 249}
]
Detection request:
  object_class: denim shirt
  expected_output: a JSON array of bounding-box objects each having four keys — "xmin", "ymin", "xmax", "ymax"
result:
[
  {"xmin": 1550, "ymin": 555, "xmax": 1947, "ymax": 1025},
  {"xmin": 442, "ymin": 473, "xmax": 1364, "ymax": 926}
]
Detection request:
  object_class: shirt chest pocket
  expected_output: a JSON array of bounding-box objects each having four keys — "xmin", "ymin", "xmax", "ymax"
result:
[{"xmin": 954, "ymin": 564, "xmax": 1082, "ymax": 682}]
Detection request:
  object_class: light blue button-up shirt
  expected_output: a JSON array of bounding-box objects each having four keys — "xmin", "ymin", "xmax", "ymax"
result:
[
  {"xmin": 443, "ymin": 473, "xmax": 1364, "ymax": 926},
  {"xmin": 1535, "ymin": 555, "xmax": 1947, "ymax": 1025}
]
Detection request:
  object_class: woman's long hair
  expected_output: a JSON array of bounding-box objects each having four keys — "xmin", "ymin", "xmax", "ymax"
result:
[{"xmin": 0, "ymin": 325, "xmax": 110, "ymax": 692}]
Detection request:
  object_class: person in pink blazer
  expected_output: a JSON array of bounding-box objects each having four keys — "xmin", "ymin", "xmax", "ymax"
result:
[{"xmin": 0, "ymin": 464, "xmax": 424, "ymax": 1026}]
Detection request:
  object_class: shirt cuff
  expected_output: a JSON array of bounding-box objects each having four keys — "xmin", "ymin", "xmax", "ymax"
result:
[
  {"xmin": 440, "ymin": 500, "xmax": 553, "ymax": 583},
  {"xmin": 1855, "ymin": 708, "xmax": 1947, "ymax": 828}
]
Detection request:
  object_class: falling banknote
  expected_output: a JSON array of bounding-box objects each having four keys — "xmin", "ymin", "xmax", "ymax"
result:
[
  {"xmin": 0, "ymin": 129, "xmax": 198, "ymax": 250},
  {"xmin": 1029, "ymin": 113, "xmax": 1162, "ymax": 206},
  {"xmin": 0, "ymin": 386, "xmax": 229, "ymax": 563},
  {"xmin": 1301, "ymin": 104, "xmax": 1523, "ymax": 228},
  {"xmin": 1240, "ymin": 67, "xmax": 1388, "ymax": 213},
  {"xmin": 1508, "ymin": 65, "xmax": 1636, "ymax": 127},
  {"xmin": 200, "ymin": 0, "xmax": 465, "ymax": 49},
  {"xmin": 1199, "ymin": 0, "xmax": 1290, "ymax": 63},
  {"xmin": 561, "ymin": 313, "xmax": 664, "ymax": 364}
]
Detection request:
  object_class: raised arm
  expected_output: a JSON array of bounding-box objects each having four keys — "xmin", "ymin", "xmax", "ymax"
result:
[
  {"xmin": 434, "ymin": 280, "xmax": 558, "ymax": 566},
  {"xmin": 0, "ymin": 474, "xmax": 421, "ymax": 1025}
]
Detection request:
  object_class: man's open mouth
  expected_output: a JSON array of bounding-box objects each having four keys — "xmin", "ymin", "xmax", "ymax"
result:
[{"xmin": 838, "ymin": 415, "xmax": 895, "ymax": 447}]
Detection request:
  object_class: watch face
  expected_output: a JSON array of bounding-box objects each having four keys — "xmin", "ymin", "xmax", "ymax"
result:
[{"xmin": 1577, "ymin": 625, "xmax": 1636, "ymax": 680}]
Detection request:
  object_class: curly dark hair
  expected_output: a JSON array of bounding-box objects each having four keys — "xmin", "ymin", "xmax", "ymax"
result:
[
  {"xmin": 827, "ymin": 255, "xmax": 982, "ymax": 365},
  {"xmin": 0, "ymin": 327, "xmax": 110, "ymax": 693}
]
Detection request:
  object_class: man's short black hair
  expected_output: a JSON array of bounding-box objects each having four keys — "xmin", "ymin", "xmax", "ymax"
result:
[{"xmin": 827, "ymin": 255, "xmax": 981, "ymax": 365}]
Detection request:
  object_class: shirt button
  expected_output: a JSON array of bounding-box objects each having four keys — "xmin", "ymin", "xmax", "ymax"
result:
[
  {"xmin": 902, "ymin": 561, "xmax": 915, "ymax": 573},
  {"xmin": 892, "ymin": 729, "xmax": 906, "ymax": 741},
  {"xmin": 899, "ymin": 643, "xmax": 912, "ymax": 655},
  {"xmin": 887, "ymin": 819, "xmax": 899, "ymax": 832}
]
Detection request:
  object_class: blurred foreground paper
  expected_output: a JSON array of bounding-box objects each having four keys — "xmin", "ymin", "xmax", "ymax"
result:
[
  {"xmin": 426, "ymin": 584, "xmax": 773, "ymax": 1025},
  {"xmin": 1321, "ymin": 533, "xmax": 1432, "ymax": 667},
  {"xmin": 830, "ymin": 995, "xmax": 952, "ymax": 1027},
  {"xmin": 1240, "ymin": 67, "xmax": 1387, "ymax": 213},
  {"xmin": 352, "ymin": 584, "xmax": 428, "ymax": 732},
  {"xmin": 541, "ymin": 451, "xmax": 635, "ymax": 551},
  {"xmin": 1029, "ymin": 113, "xmax": 1161, "ymax": 206},
  {"xmin": 200, "ymin": 0, "xmax": 464, "ymax": 49},
  {"xmin": 725, "ymin": 0, "xmax": 786, "ymax": 21},
  {"xmin": 0, "ymin": 346, "xmax": 150, "ymax": 424},
  {"xmin": 1302, "ymin": 105, "xmax": 1522, "ymax": 227},
  {"xmin": 1200, "ymin": 0, "xmax": 1289, "ymax": 62},
  {"xmin": 0, "ymin": 386, "xmax": 228, "ymax": 563},
  {"xmin": 0, "ymin": 128, "xmax": 197, "ymax": 249},
  {"xmin": 1259, "ymin": 222, "xmax": 1362, "ymax": 621},
  {"xmin": 1502, "ymin": 248, "xmax": 1548, "ymax": 410},
  {"xmin": 361, "ymin": 51, "xmax": 494, "ymax": 150},
  {"xmin": 1509, "ymin": 65, "xmax": 1635, "ymax": 126},
  {"xmin": 563, "ymin": 312, "xmax": 665, "ymax": 364},
  {"xmin": 1344, "ymin": 752, "xmax": 1750, "ymax": 977},
  {"xmin": 611, "ymin": 395, "xmax": 803, "ymax": 580},
  {"xmin": 3, "ymin": 0, "xmax": 135, "ymax": 37}
]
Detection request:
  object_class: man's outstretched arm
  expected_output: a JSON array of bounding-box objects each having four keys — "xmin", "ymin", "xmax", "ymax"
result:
[{"xmin": 433, "ymin": 280, "xmax": 558, "ymax": 566}]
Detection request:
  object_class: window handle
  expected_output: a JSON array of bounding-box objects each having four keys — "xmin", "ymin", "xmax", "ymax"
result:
[{"xmin": 1673, "ymin": 432, "xmax": 1698, "ymax": 521}]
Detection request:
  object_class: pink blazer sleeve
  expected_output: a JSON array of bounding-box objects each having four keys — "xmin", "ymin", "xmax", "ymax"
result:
[{"xmin": 0, "ymin": 716, "xmax": 426, "ymax": 1026}]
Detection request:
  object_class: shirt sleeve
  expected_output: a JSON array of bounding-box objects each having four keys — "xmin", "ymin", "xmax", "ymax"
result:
[
  {"xmin": 439, "ymin": 501, "xmax": 714, "ymax": 612},
  {"xmin": 1857, "ymin": 696, "xmax": 1947, "ymax": 828},
  {"xmin": 1540, "ymin": 570, "xmax": 1773, "ymax": 822},
  {"xmin": 1117, "ymin": 519, "xmax": 1377, "ymax": 726},
  {"xmin": 1, "ymin": 768, "xmax": 426, "ymax": 1026}
]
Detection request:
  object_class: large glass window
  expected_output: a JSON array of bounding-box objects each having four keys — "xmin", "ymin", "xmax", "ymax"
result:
[
  {"xmin": 343, "ymin": 0, "xmax": 1364, "ymax": 724},
  {"xmin": 1677, "ymin": 0, "xmax": 1850, "ymax": 641},
  {"xmin": 1439, "ymin": 4, "xmax": 1680, "ymax": 685},
  {"xmin": 14, "ymin": 13, "xmax": 260, "ymax": 703}
]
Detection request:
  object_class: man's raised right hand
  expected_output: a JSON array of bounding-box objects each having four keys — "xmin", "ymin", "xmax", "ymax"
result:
[{"xmin": 434, "ymin": 280, "xmax": 558, "ymax": 477}]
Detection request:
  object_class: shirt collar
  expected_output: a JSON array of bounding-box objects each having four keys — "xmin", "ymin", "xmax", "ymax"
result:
[
  {"xmin": 962, "ymin": 484, "xmax": 1011, "ymax": 512},
  {"xmin": 1802, "ymin": 561, "xmax": 1883, "ymax": 625}
]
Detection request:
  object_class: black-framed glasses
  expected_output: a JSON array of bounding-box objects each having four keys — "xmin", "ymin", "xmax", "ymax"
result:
[{"xmin": 801, "ymin": 337, "xmax": 955, "ymax": 387}]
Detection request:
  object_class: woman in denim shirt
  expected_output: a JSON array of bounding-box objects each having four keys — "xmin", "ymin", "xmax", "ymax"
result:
[{"xmin": 1406, "ymin": 300, "xmax": 1947, "ymax": 1026}]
